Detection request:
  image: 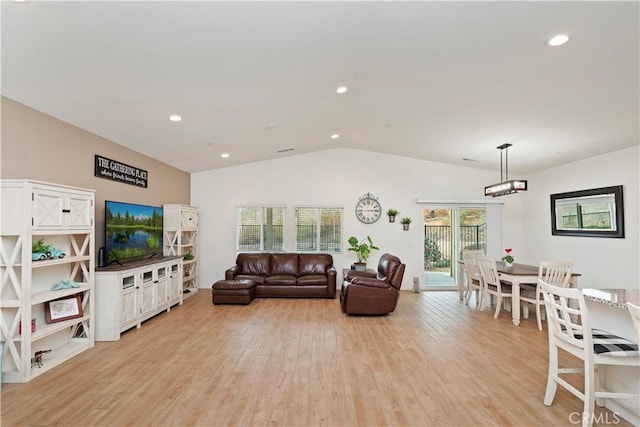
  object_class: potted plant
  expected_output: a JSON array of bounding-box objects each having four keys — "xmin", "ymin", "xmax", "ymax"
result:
[
  {"xmin": 183, "ymin": 251, "xmax": 195, "ymax": 261},
  {"xmin": 32, "ymin": 238, "xmax": 66, "ymax": 260},
  {"xmin": 347, "ymin": 236, "xmax": 379, "ymax": 271},
  {"xmin": 400, "ymin": 217, "xmax": 412, "ymax": 231},
  {"xmin": 501, "ymin": 248, "xmax": 514, "ymax": 267},
  {"xmin": 386, "ymin": 208, "xmax": 399, "ymax": 223}
]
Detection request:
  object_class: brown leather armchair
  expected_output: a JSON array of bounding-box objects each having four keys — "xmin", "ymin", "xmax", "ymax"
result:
[{"xmin": 340, "ymin": 253, "xmax": 406, "ymax": 315}]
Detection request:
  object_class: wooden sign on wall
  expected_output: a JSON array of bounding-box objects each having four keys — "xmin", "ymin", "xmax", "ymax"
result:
[{"xmin": 94, "ymin": 155, "xmax": 148, "ymax": 188}]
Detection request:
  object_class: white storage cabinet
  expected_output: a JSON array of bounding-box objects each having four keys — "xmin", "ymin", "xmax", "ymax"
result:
[
  {"xmin": 94, "ymin": 257, "xmax": 182, "ymax": 341},
  {"xmin": 0, "ymin": 180, "xmax": 95, "ymax": 383}
]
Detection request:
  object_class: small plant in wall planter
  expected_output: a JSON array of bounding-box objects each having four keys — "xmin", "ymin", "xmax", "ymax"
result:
[
  {"xmin": 386, "ymin": 209, "xmax": 399, "ymax": 223},
  {"xmin": 400, "ymin": 217, "xmax": 412, "ymax": 231}
]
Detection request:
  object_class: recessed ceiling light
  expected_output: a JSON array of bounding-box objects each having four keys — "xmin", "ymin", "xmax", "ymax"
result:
[
  {"xmin": 221, "ymin": 153, "xmax": 230, "ymax": 158},
  {"xmin": 336, "ymin": 86, "xmax": 348, "ymax": 94},
  {"xmin": 548, "ymin": 34, "xmax": 569, "ymax": 47},
  {"xmin": 169, "ymin": 114, "xmax": 182, "ymax": 122},
  {"xmin": 331, "ymin": 134, "xmax": 339, "ymax": 139}
]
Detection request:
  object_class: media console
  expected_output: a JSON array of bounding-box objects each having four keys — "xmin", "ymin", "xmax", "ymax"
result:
[{"xmin": 95, "ymin": 256, "xmax": 183, "ymax": 341}]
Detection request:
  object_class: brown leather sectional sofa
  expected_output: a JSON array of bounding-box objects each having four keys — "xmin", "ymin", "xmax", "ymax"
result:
[{"xmin": 225, "ymin": 253, "xmax": 337, "ymax": 298}]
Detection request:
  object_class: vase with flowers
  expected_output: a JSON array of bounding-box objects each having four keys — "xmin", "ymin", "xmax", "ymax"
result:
[{"xmin": 501, "ymin": 248, "xmax": 514, "ymax": 267}]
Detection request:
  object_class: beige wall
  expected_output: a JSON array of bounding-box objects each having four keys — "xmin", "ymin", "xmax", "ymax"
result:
[{"xmin": 1, "ymin": 96, "xmax": 191, "ymax": 249}]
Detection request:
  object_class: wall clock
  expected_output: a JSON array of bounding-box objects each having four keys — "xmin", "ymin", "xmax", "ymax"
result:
[{"xmin": 355, "ymin": 192, "xmax": 382, "ymax": 224}]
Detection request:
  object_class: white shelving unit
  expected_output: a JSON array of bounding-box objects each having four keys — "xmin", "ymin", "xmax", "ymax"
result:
[
  {"xmin": 0, "ymin": 180, "xmax": 95, "ymax": 383},
  {"xmin": 163, "ymin": 205, "xmax": 199, "ymax": 298}
]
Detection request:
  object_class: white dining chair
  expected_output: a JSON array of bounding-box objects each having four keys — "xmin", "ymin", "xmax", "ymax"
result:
[
  {"xmin": 540, "ymin": 280, "xmax": 640, "ymax": 427},
  {"xmin": 520, "ymin": 260, "xmax": 572, "ymax": 330},
  {"xmin": 627, "ymin": 302, "xmax": 640, "ymax": 345},
  {"xmin": 476, "ymin": 255, "xmax": 513, "ymax": 319},
  {"xmin": 462, "ymin": 250, "xmax": 483, "ymax": 309}
]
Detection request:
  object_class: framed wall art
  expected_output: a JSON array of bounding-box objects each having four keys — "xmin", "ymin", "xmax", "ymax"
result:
[{"xmin": 45, "ymin": 294, "xmax": 83, "ymax": 324}]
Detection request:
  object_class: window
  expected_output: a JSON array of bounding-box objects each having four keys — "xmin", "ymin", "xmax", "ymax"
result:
[
  {"xmin": 236, "ymin": 207, "xmax": 284, "ymax": 251},
  {"xmin": 295, "ymin": 207, "xmax": 342, "ymax": 252}
]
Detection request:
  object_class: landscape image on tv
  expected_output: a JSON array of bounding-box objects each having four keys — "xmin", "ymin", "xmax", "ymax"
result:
[{"xmin": 105, "ymin": 201, "xmax": 163, "ymax": 263}]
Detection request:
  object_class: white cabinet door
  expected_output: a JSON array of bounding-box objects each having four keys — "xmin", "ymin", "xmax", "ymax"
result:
[
  {"xmin": 156, "ymin": 265, "xmax": 168, "ymax": 310},
  {"xmin": 66, "ymin": 193, "xmax": 93, "ymax": 228},
  {"xmin": 157, "ymin": 279, "xmax": 168, "ymax": 308},
  {"xmin": 33, "ymin": 189, "xmax": 65, "ymax": 229},
  {"xmin": 140, "ymin": 280, "xmax": 156, "ymax": 319},
  {"xmin": 168, "ymin": 263, "xmax": 182, "ymax": 306},
  {"xmin": 33, "ymin": 189, "xmax": 93, "ymax": 230},
  {"xmin": 121, "ymin": 285, "xmax": 139, "ymax": 331},
  {"xmin": 180, "ymin": 208, "xmax": 198, "ymax": 229}
]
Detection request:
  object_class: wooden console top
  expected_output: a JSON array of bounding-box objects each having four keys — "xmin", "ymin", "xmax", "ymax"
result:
[{"xmin": 96, "ymin": 255, "xmax": 182, "ymax": 272}]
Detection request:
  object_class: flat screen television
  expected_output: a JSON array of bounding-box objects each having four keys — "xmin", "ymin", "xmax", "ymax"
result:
[{"xmin": 104, "ymin": 201, "xmax": 163, "ymax": 264}]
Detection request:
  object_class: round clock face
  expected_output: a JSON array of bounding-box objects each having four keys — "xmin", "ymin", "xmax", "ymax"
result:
[{"xmin": 355, "ymin": 197, "xmax": 382, "ymax": 224}]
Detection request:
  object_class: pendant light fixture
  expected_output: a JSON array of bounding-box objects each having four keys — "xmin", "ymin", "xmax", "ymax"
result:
[{"xmin": 484, "ymin": 143, "xmax": 528, "ymax": 197}]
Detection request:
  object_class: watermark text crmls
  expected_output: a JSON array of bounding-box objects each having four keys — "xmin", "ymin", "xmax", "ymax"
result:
[{"xmin": 569, "ymin": 411, "xmax": 621, "ymax": 425}]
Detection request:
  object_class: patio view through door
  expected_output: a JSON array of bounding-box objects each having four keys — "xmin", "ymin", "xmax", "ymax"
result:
[{"xmin": 423, "ymin": 207, "xmax": 486, "ymax": 290}]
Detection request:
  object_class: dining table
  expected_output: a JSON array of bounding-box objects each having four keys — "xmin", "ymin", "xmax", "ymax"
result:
[{"xmin": 457, "ymin": 260, "xmax": 581, "ymax": 326}]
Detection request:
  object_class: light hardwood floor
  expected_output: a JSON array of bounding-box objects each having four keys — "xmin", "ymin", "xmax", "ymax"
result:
[{"xmin": 1, "ymin": 290, "xmax": 632, "ymax": 427}]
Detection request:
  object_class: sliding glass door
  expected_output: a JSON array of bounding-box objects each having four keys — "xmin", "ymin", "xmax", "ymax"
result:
[{"xmin": 423, "ymin": 207, "xmax": 486, "ymax": 289}]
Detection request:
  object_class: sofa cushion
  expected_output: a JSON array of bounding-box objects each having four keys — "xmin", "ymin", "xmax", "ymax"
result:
[
  {"xmin": 265, "ymin": 275, "xmax": 297, "ymax": 285},
  {"xmin": 236, "ymin": 253, "xmax": 270, "ymax": 276},
  {"xmin": 270, "ymin": 253, "xmax": 299, "ymax": 276},
  {"xmin": 299, "ymin": 254, "xmax": 333, "ymax": 276},
  {"xmin": 297, "ymin": 275, "xmax": 328, "ymax": 286},
  {"xmin": 235, "ymin": 274, "xmax": 266, "ymax": 285}
]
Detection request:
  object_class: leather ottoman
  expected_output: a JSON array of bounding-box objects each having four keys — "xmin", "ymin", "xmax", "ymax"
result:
[{"xmin": 212, "ymin": 279, "xmax": 256, "ymax": 305}]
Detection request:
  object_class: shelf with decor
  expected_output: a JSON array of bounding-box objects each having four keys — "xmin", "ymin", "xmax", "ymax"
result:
[
  {"xmin": 0, "ymin": 179, "xmax": 95, "ymax": 383},
  {"xmin": 163, "ymin": 204, "xmax": 199, "ymax": 298}
]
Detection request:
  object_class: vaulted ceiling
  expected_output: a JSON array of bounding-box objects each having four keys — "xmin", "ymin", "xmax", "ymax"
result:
[{"xmin": 2, "ymin": 1, "xmax": 638, "ymax": 174}]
